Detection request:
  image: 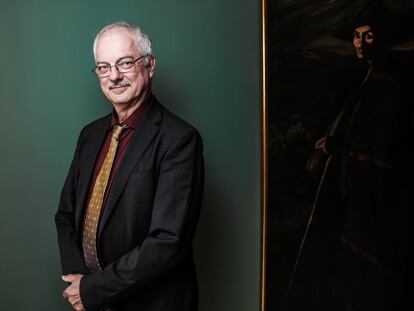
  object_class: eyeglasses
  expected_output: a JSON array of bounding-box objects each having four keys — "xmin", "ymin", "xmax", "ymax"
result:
[{"xmin": 92, "ymin": 55, "xmax": 145, "ymax": 78}]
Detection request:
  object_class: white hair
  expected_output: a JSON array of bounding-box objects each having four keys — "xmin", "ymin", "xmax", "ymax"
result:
[{"xmin": 93, "ymin": 22, "xmax": 153, "ymax": 66}]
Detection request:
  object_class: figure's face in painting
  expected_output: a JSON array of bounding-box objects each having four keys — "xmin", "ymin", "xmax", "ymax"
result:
[{"xmin": 353, "ymin": 25, "xmax": 375, "ymax": 59}]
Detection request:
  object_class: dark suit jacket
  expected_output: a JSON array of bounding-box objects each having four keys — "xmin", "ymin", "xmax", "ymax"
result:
[{"xmin": 55, "ymin": 98, "xmax": 204, "ymax": 311}]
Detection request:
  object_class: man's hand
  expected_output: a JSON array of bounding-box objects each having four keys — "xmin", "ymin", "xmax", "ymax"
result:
[
  {"xmin": 62, "ymin": 274, "xmax": 85, "ymax": 311},
  {"xmin": 315, "ymin": 137, "xmax": 328, "ymax": 154},
  {"xmin": 315, "ymin": 135, "xmax": 341, "ymax": 155}
]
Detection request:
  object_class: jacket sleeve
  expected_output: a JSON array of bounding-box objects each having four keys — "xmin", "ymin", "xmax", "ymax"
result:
[
  {"xmin": 55, "ymin": 127, "xmax": 90, "ymax": 275},
  {"xmin": 79, "ymin": 128, "xmax": 204, "ymax": 311}
]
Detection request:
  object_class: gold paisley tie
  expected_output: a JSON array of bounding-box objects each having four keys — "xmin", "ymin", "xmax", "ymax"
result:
[{"xmin": 82, "ymin": 124, "xmax": 124, "ymax": 272}]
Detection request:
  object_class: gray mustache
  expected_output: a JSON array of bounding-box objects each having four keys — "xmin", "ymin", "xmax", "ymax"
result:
[{"xmin": 109, "ymin": 81, "xmax": 130, "ymax": 89}]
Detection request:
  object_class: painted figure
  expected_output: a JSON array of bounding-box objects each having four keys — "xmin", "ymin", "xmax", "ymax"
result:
[{"xmin": 310, "ymin": 8, "xmax": 407, "ymax": 311}]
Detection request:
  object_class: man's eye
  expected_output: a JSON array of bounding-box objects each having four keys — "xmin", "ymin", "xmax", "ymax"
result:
[
  {"xmin": 118, "ymin": 61, "xmax": 134, "ymax": 69},
  {"xmin": 97, "ymin": 65, "xmax": 109, "ymax": 72},
  {"xmin": 366, "ymin": 33, "xmax": 374, "ymax": 40}
]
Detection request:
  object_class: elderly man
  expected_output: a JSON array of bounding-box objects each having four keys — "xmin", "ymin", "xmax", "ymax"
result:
[{"xmin": 55, "ymin": 22, "xmax": 204, "ymax": 311}]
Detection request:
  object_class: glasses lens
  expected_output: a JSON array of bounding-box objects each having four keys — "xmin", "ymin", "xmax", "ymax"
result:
[
  {"xmin": 96, "ymin": 64, "xmax": 110, "ymax": 76},
  {"xmin": 117, "ymin": 59, "xmax": 136, "ymax": 72}
]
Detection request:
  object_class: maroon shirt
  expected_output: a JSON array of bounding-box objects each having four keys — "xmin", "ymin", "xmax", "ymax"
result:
[{"xmin": 83, "ymin": 96, "xmax": 153, "ymax": 234}]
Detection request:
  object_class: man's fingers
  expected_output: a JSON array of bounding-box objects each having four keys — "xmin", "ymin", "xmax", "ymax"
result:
[
  {"xmin": 63, "ymin": 285, "xmax": 76, "ymax": 299},
  {"xmin": 68, "ymin": 295, "xmax": 80, "ymax": 305},
  {"xmin": 315, "ymin": 137, "xmax": 326, "ymax": 149},
  {"xmin": 62, "ymin": 274, "xmax": 84, "ymax": 284},
  {"xmin": 61, "ymin": 274, "xmax": 83, "ymax": 308},
  {"xmin": 62, "ymin": 274, "xmax": 75, "ymax": 282},
  {"xmin": 73, "ymin": 301, "xmax": 85, "ymax": 311},
  {"xmin": 62, "ymin": 287, "xmax": 70, "ymax": 299},
  {"xmin": 314, "ymin": 137, "xmax": 329, "ymax": 154},
  {"xmin": 62, "ymin": 288, "xmax": 74, "ymax": 300}
]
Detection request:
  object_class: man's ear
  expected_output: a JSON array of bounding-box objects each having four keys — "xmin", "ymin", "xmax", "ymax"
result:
[{"xmin": 148, "ymin": 57, "xmax": 156, "ymax": 78}]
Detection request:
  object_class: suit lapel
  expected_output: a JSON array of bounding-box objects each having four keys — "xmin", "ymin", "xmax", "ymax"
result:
[
  {"xmin": 99, "ymin": 101, "xmax": 162, "ymax": 235},
  {"xmin": 75, "ymin": 116, "xmax": 111, "ymax": 232}
]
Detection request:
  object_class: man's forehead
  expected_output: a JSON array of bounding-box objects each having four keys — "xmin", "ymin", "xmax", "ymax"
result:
[
  {"xmin": 95, "ymin": 29, "xmax": 139, "ymax": 61},
  {"xmin": 354, "ymin": 25, "xmax": 372, "ymax": 33}
]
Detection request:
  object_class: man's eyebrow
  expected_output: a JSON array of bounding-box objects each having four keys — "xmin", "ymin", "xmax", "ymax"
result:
[
  {"xmin": 354, "ymin": 30, "xmax": 372, "ymax": 35},
  {"xmin": 116, "ymin": 56, "xmax": 135, "ymax": 62},
  {"xmin": 96, "ymin": 56, "xmax": 135, "ymax": 65}
]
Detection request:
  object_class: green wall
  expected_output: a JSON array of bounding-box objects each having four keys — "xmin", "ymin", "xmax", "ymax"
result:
[{"xmin": 0, "ymin": 0, "xmax": 262, "ymax": 310}]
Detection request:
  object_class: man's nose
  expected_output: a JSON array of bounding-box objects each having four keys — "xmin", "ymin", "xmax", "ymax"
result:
[
  {"xmin": 354, "ymin": 37, "xmax": 362, "ymax": 47},
  {"xmin": 109, "ymin": 66, "xmax": 123, "ymax": 81}
]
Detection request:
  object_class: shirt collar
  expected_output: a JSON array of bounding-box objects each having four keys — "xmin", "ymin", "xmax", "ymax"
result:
[{"xmin": 111, "ymin": 94, "xmax": 154, "ymax": 129}]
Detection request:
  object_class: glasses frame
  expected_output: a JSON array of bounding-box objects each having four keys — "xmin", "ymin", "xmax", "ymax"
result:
[{"xmin": 92, "ymin": 55, "xmax": 146, "ymax": 78}]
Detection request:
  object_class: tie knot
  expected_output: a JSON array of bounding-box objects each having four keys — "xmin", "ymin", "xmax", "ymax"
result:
[{"xmin": 112, "ymin": 125, "xmax": 123, "ymax": 140}]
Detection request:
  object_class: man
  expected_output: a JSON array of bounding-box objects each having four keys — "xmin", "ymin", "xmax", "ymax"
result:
[
  {"xmin": 308, "ymin": 8, "xmax": 408, "ymax": 310},
  {"xmin": 55, "ymin": 22, "xmax": 204, "ymax": 311}
]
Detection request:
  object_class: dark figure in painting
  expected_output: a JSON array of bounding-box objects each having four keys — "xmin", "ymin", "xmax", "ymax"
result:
[{"xmin": 307, "ymin": 7, "xmax": 409, "ymax": 311}]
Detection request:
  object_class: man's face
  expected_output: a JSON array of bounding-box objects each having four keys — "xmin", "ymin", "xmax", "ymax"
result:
[
  {"xmin": 353, "ymin": 25, "xmax": 375, "ymax": 59},
  {"xmin": 95, "ymin": 29, "xmax": 155, "ymax": 107}
]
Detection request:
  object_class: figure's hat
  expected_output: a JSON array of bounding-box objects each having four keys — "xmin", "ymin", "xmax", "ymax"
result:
[{"xmin": 332, "ymin": 2, "xmax": 414, "ymax": 47}]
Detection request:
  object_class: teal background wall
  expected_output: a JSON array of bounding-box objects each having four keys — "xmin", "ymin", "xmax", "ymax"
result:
[{"xmin": 0, "ymin": 0, "xmax": 262, "ymax": 310}]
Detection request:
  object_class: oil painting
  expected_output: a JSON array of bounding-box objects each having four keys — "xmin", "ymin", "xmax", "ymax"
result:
[{"xmin": 262, "ymin": 1, "xmax": 413, "ymax": 310}]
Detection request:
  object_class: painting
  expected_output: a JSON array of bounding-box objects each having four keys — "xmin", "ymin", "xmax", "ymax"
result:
[{"xmin": 261, "ymin": 1, "xmax": 414, "ymax": 310}]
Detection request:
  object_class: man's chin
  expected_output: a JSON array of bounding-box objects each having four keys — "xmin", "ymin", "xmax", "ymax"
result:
[
  {"xmin": 355, "ymin": 52, "xmax": 364, "ymax": 59},
  {"xmin": 108, "ymin": 92, "xmax": 131, "ymax": 104},
  {"xmin": 108, "ymin": 97, "xmax": 131, "ymax": 106}
]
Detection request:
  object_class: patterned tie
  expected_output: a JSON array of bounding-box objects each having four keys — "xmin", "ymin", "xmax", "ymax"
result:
[{"xmin": 82, "ymin": 124, "xmax": 124, "ymax": 272}]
